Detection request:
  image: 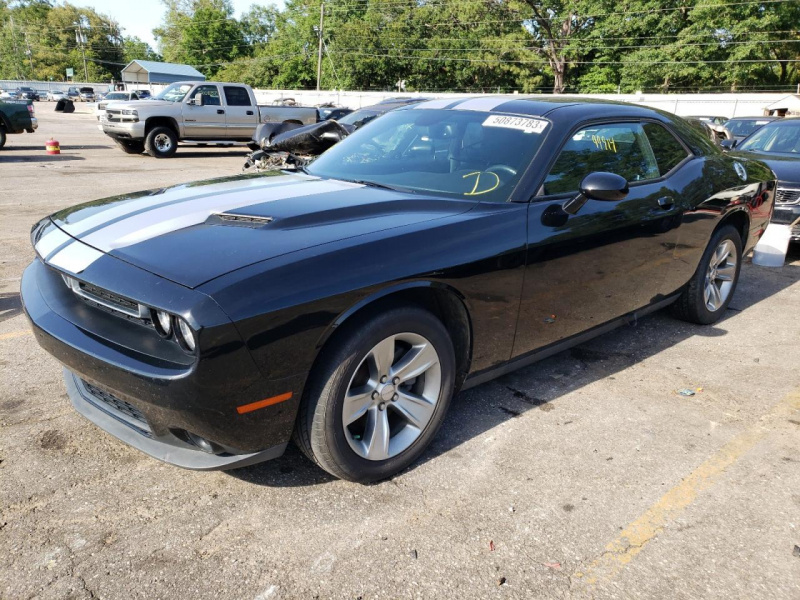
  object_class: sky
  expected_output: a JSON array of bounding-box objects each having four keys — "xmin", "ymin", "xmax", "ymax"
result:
[{"xmin": 73, "ymin": 0, "xmax": 284, "ymax": 50}]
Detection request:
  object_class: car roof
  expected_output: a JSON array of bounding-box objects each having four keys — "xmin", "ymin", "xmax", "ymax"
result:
[
  {"xmin": 411, "ymin": 95, "xmax": 669, "ymax": 122},
  {"xmin": 727, "ymin": 116, "xmax": 776, "ymax": 121}
]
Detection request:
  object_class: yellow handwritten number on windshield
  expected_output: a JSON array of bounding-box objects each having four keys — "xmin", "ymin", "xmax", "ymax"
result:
[{"xmin": 462, "ymin": 171, "xmax": 501, "ymax": 196}]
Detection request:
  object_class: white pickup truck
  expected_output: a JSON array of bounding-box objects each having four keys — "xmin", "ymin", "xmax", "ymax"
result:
[{"xmin": 100, "ymin": 81, "xmax": 338, "ymax": 158}]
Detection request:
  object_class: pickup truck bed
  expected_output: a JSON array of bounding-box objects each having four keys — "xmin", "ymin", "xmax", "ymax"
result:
[{"xmin": 0, "ymin": 99, "xmax": 38, "ymax": 149}]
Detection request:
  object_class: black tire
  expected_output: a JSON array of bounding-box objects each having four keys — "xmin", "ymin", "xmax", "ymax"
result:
[
  {"xmin": 144, "ymin": 126, "xmax": 178, "ymax": 158},
  {"xmin": 294, "ymin": 306, "xmax": 456, "ymax": 483},
  {"xmin": 115, "ymin": 139, "xmax": 144, "ymax": 155},
  {"xmin": 0, "ymin": 126, "xmax": 6, "ymax": 149},
  {"xmin": 672, "ymin": 224, "xmax": 742, "ymax": 325}
]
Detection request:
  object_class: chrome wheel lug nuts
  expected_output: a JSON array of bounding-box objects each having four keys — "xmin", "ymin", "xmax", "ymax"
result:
[
  {"xmin": 392, "ymin": 393, "xmax": 398, "ymax": 401},
  {"xmin": 392, "ymin": 377, "xmax": 400, "ymax": 385},
  {"xmin": 372, "ymin": 391, "xmax": 379, "ymax": 399},
  {"xmin": 380, "ymin": 375, "xmax": 388, "ymax": 383}
]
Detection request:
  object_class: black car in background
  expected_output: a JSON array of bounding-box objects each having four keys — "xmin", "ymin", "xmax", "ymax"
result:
[
  {"xmin": 15, "ymin": 86, "xmax": 39, "ymax": 101},
  {"xmin": 723, "ymin": 116, "xmax": 777, "ymax": 143},
  {"xmin": 727, "ymin": 118, "xmax": 800, "ymax": 241},
  {"xmin": 23, "ymin": 98, "xmax": 775, "ymax": 482}
]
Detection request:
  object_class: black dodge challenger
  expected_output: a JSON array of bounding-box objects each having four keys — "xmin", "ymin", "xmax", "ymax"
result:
[{"xmin": 22, "ymin": 97, "xmax": 776, "ymax": 482}]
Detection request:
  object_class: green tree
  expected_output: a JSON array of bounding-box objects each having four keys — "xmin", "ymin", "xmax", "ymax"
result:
[{"xmin": 153, "ymin": 0, "xmax": 247, "ymax": 77}]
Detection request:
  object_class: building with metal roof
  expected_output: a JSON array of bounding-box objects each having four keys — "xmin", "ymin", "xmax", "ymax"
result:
[{"xmin": 121, "ymin": 60, "xmax": 205, "ymax": 85}]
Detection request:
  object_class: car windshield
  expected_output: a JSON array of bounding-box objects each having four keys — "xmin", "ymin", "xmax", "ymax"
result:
[
  {"xmin": 738, "ymin": 120, "xmax": 800, "ymax": 154},
  {"xmin": 104, "ymin": 93, "xmax": 128, "ymax": 100},
  {"xmin": 726, "ymin": 119, "xmax": 772, "ymax": 137},
  {"xmin": 307, "ymin": 109, "xmax": 549, "ymax": 202},
  {"xmin": 155, "ymin": 83, "xmax": 193, "ymax": 103}
]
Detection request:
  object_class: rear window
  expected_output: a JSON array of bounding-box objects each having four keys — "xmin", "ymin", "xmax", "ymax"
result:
[{"xmin": 224, "ymin": 86, "xmax": 251, "ymax": 107}]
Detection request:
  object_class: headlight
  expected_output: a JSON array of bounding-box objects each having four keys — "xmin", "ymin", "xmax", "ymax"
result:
[
  {"xmin": 175, "ymin": 317, "xmax": 196, "ymax": 353},
  {"xmin": 121, "ymin": 109, "xmax": 138, "ymax": 117},
  {"xmin": 151, "ymin": 309, "xmax": 172, "ymax": 337}
]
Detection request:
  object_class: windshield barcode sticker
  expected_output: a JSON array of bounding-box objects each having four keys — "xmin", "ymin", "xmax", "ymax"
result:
[{"xmin": 483, "ymin": 115, "xmax": 547, "ymax": 134}]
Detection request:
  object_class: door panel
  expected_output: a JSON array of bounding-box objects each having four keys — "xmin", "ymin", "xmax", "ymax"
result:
[
  {"xmin": 223, "ymin": 85, "xmax": 257, "ymax": 139},
  {"xmin": 182, "ymin": 85, "xmax": 226, "ymax": 138},
  {"xmin": 513, "ymin": 121, "xmax": 686, "ymax": 358}
]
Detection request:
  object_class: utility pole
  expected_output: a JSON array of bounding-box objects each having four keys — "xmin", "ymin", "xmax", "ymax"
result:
[
  {"xmin": 24, "ymin": 32, "xmax": 34, "ymax": 77},
  {"xmin": 76, "ymin": 21, "xmax": 89, "ymax": 82},
  {"xmin": 316, "ymin": 2, "xmax": 324, "ymax": 91}
]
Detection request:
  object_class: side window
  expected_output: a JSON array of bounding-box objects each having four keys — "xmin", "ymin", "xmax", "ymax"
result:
[
  {"xmin": 224, "ymin": 86, "xmax": 251, "ymax": 107},
  {"xmin": 193, "ymin": 85, "xmax": 221, "ymax": 106},
  {"xmin": 544, "ymin": 123, "xmax": 660, "ymax": 195},
  {"xmin": 643, "ymin": 123, "xmax": 689, "ymax": 176}
]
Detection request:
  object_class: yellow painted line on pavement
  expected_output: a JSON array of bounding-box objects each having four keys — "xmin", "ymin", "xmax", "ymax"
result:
[
  {"xmin": 574, "ymin": 386, "xmax": 800, "ymax": 587},
  {"xmin": 0, "ymin": 329, "xmax": 32, "ymax": 341}
]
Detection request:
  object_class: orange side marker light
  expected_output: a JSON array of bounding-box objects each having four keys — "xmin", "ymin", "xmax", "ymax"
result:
[{"xmin": 236, "ymin": 392, "xmax": 293, "ymax": 414}]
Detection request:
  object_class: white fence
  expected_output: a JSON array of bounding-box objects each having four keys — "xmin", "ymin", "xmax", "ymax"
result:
[
  {"xmin": 253, "ymin": 90, "xmax": 794, "ymax": 118},
  {"xmin": 3, "ymin": 79, "xmax": 794, "ymax": 117}
]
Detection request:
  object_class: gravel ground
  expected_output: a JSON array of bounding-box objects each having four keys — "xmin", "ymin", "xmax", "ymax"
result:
[{"xmin": 1, "ymin": 108, "xmax": 799, "ymax": 600}]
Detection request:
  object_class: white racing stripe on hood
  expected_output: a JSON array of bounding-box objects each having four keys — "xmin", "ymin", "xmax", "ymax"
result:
[
  {"xmin": 61, "ymin": 175, "xmax": 303, "ymax": 238},
  {"xmin": 48, "ymin": 241, "xmax": 104, "ymax": 274},
  {"xmin": 35, "ymin": 227, "xmax": 72, "ymax": 259},
  {"xmin": 80, "ymin": 179, "xmax": 363, "ymax": 252}
]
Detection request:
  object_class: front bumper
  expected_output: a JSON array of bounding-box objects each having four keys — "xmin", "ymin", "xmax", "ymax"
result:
[
  {"xmin": 66, "ymin": 370, "xmax": 287, "ymax": 469},
  {"xmin": 772, "ymin": 204, "xmax": 800, "ymax": 241},
  {"xmin": 21, "ymin": 254, "xmax": 304, "ymax": 470},
  {"xmin": 101, "ymin": 119, "xmax": 145, "ymax": 140}
]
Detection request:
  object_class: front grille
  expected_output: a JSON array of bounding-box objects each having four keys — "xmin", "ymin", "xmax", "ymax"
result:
[
  {"xmin": 776, "ymin": 187, "xmax": 800, "ymax": 205},
  {"xmin": 82, "ymin": 380, "xmax": 152, "ymax": 436},
  {"xmin": 61, "ymin": 273, "xmax": 147, "ymax": 321}
]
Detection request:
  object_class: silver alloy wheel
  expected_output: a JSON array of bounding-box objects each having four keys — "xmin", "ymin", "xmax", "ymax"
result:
[
  {"xmin": 154, "ymin": 133, "xmax": 173, "ymax": 152},
  {"xmin": 343, "ymin": 332, "xmax": 442, "ymax": 461},
  {"xmin": 704, "ymin": 239, "xmax": 737, "ymax": 312}
]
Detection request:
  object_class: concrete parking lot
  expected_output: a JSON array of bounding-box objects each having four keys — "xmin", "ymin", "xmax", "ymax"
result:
[{"xmin": 1, "ymin": 108, "xmax": 799, "ymax": 600}]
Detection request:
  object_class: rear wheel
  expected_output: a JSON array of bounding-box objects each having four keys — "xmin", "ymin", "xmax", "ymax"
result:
[
  {"xmin": 115, "ymin": 139, "xmax": 144, "ymax": 155},
  {"xmin": 0, "ymin": 126, "xmax": 6, "ymax": 149},
  {"xmin": 144, "ymin": 126, "xmax": 178, "ymax": 158},
  {"xmin": 672, "ymin": 225, "xmax": 742, "ymax": 324},
  {"xmin": 295, "ymin": 306, "xmax": 456, "ymax": 482}
]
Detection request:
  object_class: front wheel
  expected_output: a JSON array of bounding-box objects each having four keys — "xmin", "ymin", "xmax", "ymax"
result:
[
  {"xmin": 0, "ymin": 126, "xmax": 6, "ymax": 149},
  {"xmin": 672, "ymin": 224, "xmax": 742, "ymax": 324},
  {"xmin": 295, "ymin": 306, "xmax": 456, "ymax": 482},
  {"xmin": 144, "ymin": 126, "xmax": 178, "ymax": 158}
]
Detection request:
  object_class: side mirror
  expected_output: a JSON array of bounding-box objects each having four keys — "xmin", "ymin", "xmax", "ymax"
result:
[
  {"xmin": 720, "ymin": 139, "xmax": 737, "ymax": 151},
  {"xmin": 192, "ymin": 93, "xmax": 203, "ymax": 107},
  {"xmin": 563, "ymin": 172, "xmax": 629, "ymax": 215}
]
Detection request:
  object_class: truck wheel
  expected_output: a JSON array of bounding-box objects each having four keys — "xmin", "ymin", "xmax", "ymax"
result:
[
  {"xmin": 144, "ymin": 126, "xmax": 178, "ymax": 158},
  {"xmin": 115, "ymin": 139, "xmax": 144, "ymax": 155},
  {"xmin": 0, "ymin": 127, "xmax": 6, "ymax": 150}
]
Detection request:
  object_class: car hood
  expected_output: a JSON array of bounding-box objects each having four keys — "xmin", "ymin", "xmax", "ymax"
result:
[
  {"xmin": 732, "ymin": 150, "xmax": 800, "ymax": 184},
  {"xmin": 47, "ymin": 172, "xmax": 477, "ymax": 288}
]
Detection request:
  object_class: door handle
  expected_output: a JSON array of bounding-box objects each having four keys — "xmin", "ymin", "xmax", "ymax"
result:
[
  {"xmin": 217, "ymin": 109, "xmax": 225, "ymax": 115},
  {"xmin": 657, "ymin": 196, "xmax": 675, "ymax": 209},
  {"xmin": 246, "ymin": 110, "xmax": 254, "ymax": 116}
]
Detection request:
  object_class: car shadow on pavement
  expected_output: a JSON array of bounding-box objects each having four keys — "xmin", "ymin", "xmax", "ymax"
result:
[
  {"xmin": 229, "ymin": 251, "xmax": 800, "ymax": 488},
  {"xmin": 0, "ymin": 292, "xmax": 22, "ymax": 324},
  {"xmin": 0, "ymin": 155, "xmax": 84, "ymax": 163},
  {"xmin": 0, "ymin": 145, "xmax": 112, "ymax": 151}
]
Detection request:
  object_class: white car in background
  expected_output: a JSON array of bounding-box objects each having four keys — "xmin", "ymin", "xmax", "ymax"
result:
[
  {"xmin": 96, "ymin": 91, "xmax": 142, "ymax": 130},
  {"xmin": 47, "ymin": 90, "xmax": 67, "ymax": 102}
]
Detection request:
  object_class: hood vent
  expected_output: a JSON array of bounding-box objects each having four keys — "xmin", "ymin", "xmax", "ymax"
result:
[{"xmin": 213, "ymin": 212, "xmax": 274, "ymax": 227}]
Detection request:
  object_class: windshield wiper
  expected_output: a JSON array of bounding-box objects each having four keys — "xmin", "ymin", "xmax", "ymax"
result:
[{"xmin": 349, "ymin": 179, "xmax": 414, "ymax": 193}]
